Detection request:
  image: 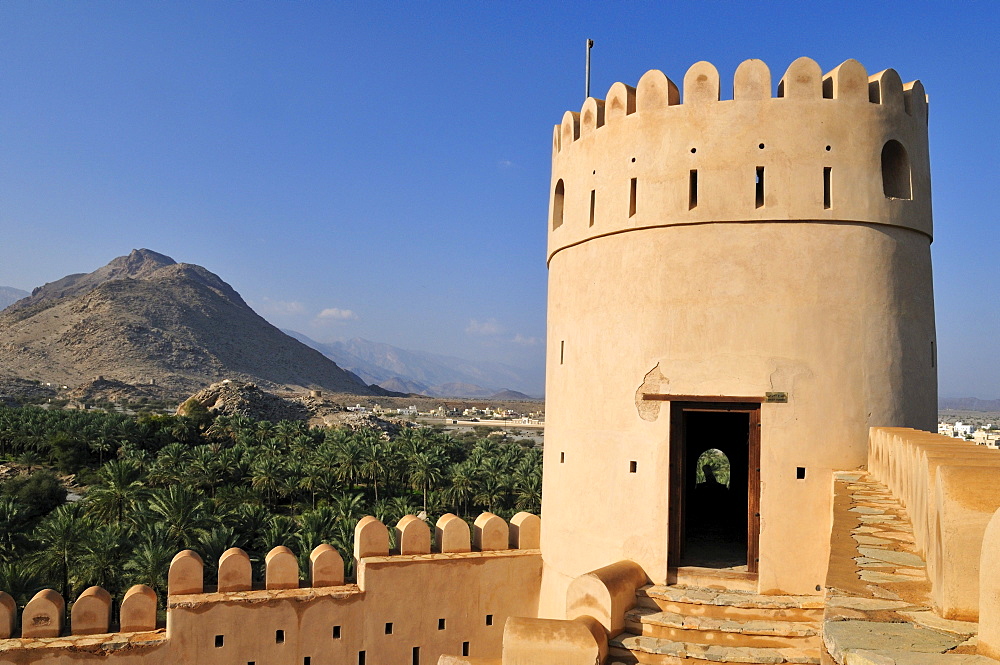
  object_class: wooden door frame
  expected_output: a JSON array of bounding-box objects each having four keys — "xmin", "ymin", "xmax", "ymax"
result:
[{"xmin": 667, "ymin": 399, "xmax": 761, "ymax": 575}]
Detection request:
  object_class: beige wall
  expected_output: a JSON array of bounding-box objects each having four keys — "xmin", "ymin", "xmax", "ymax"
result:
[{"xmin": 540, "ymin": 58, "xmax": 935, "ymax": 612}]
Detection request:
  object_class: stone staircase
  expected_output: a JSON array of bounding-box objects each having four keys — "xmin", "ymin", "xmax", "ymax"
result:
[{"xmin": 608, "ymin": 584, "xmax": 823, "ymax": 664}]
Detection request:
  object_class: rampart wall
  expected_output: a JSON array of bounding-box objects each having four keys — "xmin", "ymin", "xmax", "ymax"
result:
[
  {"xmin": 0, "ymin": 512, "xmax": 542, "ymax": 665},
  {"xmin": 868, "ymin": 427, "xmax": 1000, "ymax": 620}
]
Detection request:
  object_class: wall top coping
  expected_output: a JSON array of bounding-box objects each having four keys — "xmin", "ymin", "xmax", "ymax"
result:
[
  {"xmin": 359, "ymin": 548, "xmax": 541, "ymax": 566},
  {"xmin": 0, "ymin": 631, "xmax": 165, "ymax": 653},
  {"xmin": 168, "ymin": 584, "xmax": 362, "ymax": 607}
]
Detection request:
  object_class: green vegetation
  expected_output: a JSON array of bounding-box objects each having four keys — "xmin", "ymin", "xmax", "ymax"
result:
[{"xmin": 0, "ymin": 406, "xmax": 541, "ymax": 610}]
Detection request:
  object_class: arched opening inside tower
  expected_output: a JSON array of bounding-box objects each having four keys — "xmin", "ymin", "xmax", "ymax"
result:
[{"xmin": 677, "ymin": 410, "xmax": 754, "ymax": 570}]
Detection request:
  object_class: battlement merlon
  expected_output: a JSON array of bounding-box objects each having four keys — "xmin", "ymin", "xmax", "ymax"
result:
[{"xmin": 547, "ymin": 58, "xmax": 931, "ymax": 264}]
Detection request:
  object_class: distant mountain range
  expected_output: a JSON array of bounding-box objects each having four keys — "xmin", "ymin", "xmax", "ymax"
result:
[
  {"xmin": 0, "ymin": 249, "xmax": 382, "ymax": 398},
  {"xmin": 284, "ymin": 331, "xmax": 543, "ymax": 399},
  {"xmin": 0, "ymin": 287, "xmax": 28, "ymax": 311},
  {"xmin": 940, "ymin": 397, "xmax": 1000, "ymax": 412}
]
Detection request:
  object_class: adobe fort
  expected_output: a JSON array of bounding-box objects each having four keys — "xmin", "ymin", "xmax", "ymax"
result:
[{"xmin": 2, "ymin": 57, "xmax": 1000, "ymax": 665}]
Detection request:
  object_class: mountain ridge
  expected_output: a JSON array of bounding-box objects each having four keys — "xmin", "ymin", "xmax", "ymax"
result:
[
  {"xmin": 0, "ymin": 249, "xmax": 381, "ymax": 399},
  {"xmin": 285, "ymin": 331, "xmax": 543, "ymax": 398},
  {"xmin": 0, "ymin": 287, "xmax": 29, "ymax": 312}
]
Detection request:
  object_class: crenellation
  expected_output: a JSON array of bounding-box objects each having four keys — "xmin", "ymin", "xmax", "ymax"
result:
[
  {"xmin": 580, "ymin": 97, "xmax": 605, "ymax": 135},
  {"xmin": 636, "ymin": 69, "xmax": 680, "ymax": 112},
  {"xmin": 0, "ymin": 592, "xmax": 14, "ymax": 639},
  {"xmin": 264, "ymin": 545, "xmax": 299, "ymax": 590},
  {"xmin": 509, "ymin": 512, "xmax": 541, "ymax": 549},
  {"xmin": 395, "ymin": 514, "xmax": 432, "ymax": 555},
  {"xmin": 870, "ymin": 68, "xmax": 905, "ymax": 113},
  {"xmin": 119, "ymin": 585, "xmax": 157, "ymax": 633},
  {"xmin": 309, "ymin": 543, "xmax": 345, "ymax": 587},
  {"xmin": 354, "ymin": 515, "xmax": 390, "ymax": 559},
  {"xmin": 217, "ymin": 546, "xmax": 252, "ymax": 592},
  {"xmin": 683, "ymin": 60, "xmax": 721, "ymax": 103},
  {"xmin": 605, "ymin": 81, "xmax": 636, "ymax": 122},
  {"xmin": 437, "ymin": 512, "xmax": 473, "ymax": 553},
  {"xmin": 733, "ymin": 59, "xmax": 770, "ymax": 100},
  {"xmin": 560, "ymin": 110, "xmax": 580, "ymax": 147},
  {"xmin": 822, "ymin": 58, "xmax": 868, "ymax": 101},
  {"xmin": 167, "ymin": 550, "xmax": 203, "ymax": 596},
  {"xmin": 22, "ymin": 589, "xmax": 64, "ymax": 639},
  {"xmin": 71, "ymin": 586, "xmax": 112, "ymax": 636},
  {"xmin": 473, "ymin": 513, "xmax": 509, "ymax": 551},
  {"xmin": 777, "ymin": 56, "xmax": 822, "ymax": 98}
]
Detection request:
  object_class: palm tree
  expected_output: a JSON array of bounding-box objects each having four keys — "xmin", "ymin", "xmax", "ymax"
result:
[
  {"xmin": 124, "ymin": 538, "xmax": 174, "ymax": 598},
  {"xmin": 409, "ymin": 450, "xmax": 444, "ymax": 513},
  {"xmin": 86, "ymin": 460, "xmax": 148, "ymax": 525},
  {"xmin": 0, "ymin": 497, "xmax": 27, "ymax": 563},
  {"xmin": 29, "ymin": 503, "xmax": 88, "ymax": 600},
  {"xmin": 330, "ymin": 493, "xmax": 366, "ymax": 524},
  {"xmin": 447, "ymin": 463, "xmax": 477, "ymax": 516},
  {"xmin": 147, "ymin": 486, "xmax": 213, "ymax": 549},
  {"xmin": 250, "ymin": 455, "xmax": 287, "ymax": 508},
  {"xmin": 76, "ymin": 524, "xmax": 129, "ymax": 598},
  {"xmin": 360, "ymin": 440, "xmax": 388, "ymax": 503}
]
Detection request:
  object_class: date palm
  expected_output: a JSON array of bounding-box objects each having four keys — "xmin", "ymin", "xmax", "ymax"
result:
[
  {"xmin": 147, "ymin": 485, "xmax": 213, "ymax": 550},
  {"xmin": 29, "ymin": 503, "xmax": 88, "ymax": 601}
]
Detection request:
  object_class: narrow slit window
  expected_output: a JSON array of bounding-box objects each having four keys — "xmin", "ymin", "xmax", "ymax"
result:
[
  {"xmin": 412, "ymin": 647, "xmax": 420, "ymax": 665},
  {"xmin": 462, "ymin": 642, "xmax": 470, "ymax": 657},
  {"xmin": 755, "ymin": 167, "xmax": 765, "ymax": 208},
  {"xmin": 486, "ymin": 615, "xmax": 494, "ymax": 626},
  {"xmin": 629, "ymin": 461, "xmax": 637, "ymax": 473},
  {"xmin": 359, "ymin": 652, "xmax": 367, "ymax": 665},
  {"xmin": 385, "ymin": 622, "xmax": 393, "ymax": 635},
  {"xmin": 560, "ymin": 340, "xmax": 564, "ymax": 365},
  {"xmin": 823, "ymin": 167, "xmax": 832, "ymax": 209},
  {"xmin": 215, "ymin": 635, "xmax": 224, "ymax": 648},
  {"xmin": 688, "ymin": 170, "xmax": 698, "ymax": 209},
  {"xmin": 931, "ymin": 340, "xmax": 936, "ymax": 368},
  {"xmin": 305, "ymin": 658, "xmax": 312, "ymax": 665},
  {"xmin": 276, "ymin": 630, "xmax": 285, "ymax": 644},
  {"xmin": 629, "ymin": 178, "xmax": 637, "ymax": 217},
  {"xmin": 588, "ymin": 190, "xmax": 596, "ymax": 226},
  {"xmin": 333, "ymin": 625, "xmax": 342, "ymax": 639},
  {"xmin": 552, "ymin": 180, "xmax": 565, "ymax": 230},
  {"xmin": 438, "ymin": 618, "xmax": 446, "ymax": 630},
  {"xmin": 560, "ymin": 452, "xmax": 565, "ymax": 463}
]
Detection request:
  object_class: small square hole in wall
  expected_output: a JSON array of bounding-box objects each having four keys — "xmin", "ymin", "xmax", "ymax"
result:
[
  {"xmin": 796, "ymin": 467, "xmax": 806, "ymax": 480},
  {"xmin": 560, "ymin": 452, "xmax": 565, "ymax": 463},
  {"xmin": 629, "ymin": 461, "xmax": 637, "ymax": 473},
  {"xmin": 214, "ymin": 635, "xmax": 224, "ymax": 648},
  {"xmin": 385, "ymin": 622, "xmax": 393, "ymax": 635},
  {"xmin": 333, "ymin": 625, "xmax": 342, "ymax": 639},
  {"xmin": 276, "ymin": 630, "xmax": 285, "ymax": 644},
  {"xmin": 486, "ymin": 614, "xmax": 494, "ymax": 626},
  {"xmin": 462, "ymin": 642, "xmax": 470, "ymax": 656},
  {"xmin": 438, "ymin": 618, "xmax": 446, "ymax": 630}
]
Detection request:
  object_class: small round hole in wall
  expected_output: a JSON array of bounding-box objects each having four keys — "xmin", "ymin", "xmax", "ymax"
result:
[
  {"xmin": 592, "ymin": 170, "xmax": 596, "ymax": 174},
  {"xmin": 759, "ymin": 143, "xmax": 765, "ymax": 149},
  {"xmin": 825, "ymin": 145, "xmax": 832, "ymax": 151},
  {"xmin": 690, "ymin": 148, "xmax": 697, "ymax": 154},
  {"xmin": 631, "ymin": 157, "xmax": 636, "ymax": 162}
]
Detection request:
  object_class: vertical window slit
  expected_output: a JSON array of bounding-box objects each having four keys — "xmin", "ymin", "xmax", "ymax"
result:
[
  {"xmin": 560, "ymin": 340, "xmax": 564, "ymax": 365},
  {"xmin": 588, "ymin": 190, "xmax": 596, "ymax": 226},
  {"xmin": 823, "ymin": 167, "xmax": 832, "ymax": 209},
  {"xmin": 462, "ymin": 642, "xmax": 470, "ymax": 657},
  {"xmin": 755, "ymin": 167, "xmax": 765, "ymax": 208},
  {"xmin": 551, "ymin": 180, "xmax": 565, "ymax": 230},
  {"xmin": 359, "ymin": 651, "xmax": 366, "ymax": 665},
  {"xmin": 412, "ymin": 647, "xmax": 420, "ymax": 665},
  {"xmin": 629, "ymin": 178, "xmax": 637, "ymax": 217},
  {"xmin": 688, "ymin": 170, "xmax": 698, "ymax": 209}
]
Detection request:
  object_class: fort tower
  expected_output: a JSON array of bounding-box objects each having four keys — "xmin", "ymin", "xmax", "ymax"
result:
[{"xmin": 540, "ymin": 57, "xmax": 935, "ymax": 611}]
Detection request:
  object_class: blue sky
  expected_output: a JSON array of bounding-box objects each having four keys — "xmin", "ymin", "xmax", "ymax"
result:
[{"xmin": 1, "ymin": 1, "xmax": 997, "ymax": 398}]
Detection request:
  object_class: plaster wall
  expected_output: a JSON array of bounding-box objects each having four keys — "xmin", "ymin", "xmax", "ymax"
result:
[
  {"xmin": 540, "ymin": 58, "xmax": 935, "ymax": 614},
  {"xmin": 0, "ymin": 550, "xmax": 541, "ymax": 665}
]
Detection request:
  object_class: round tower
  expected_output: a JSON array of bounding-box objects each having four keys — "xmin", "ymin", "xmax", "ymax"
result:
[{"xmin": 540, "ymin": 57, "xmax": 935, "ymax": 611}]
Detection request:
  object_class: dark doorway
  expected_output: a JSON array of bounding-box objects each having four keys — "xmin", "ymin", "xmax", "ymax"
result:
[{"xmin": 669, "ymin": 401, "xmax": 760, "ymax": 574}]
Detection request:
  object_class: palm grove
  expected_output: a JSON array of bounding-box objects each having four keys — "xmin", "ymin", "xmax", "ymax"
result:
[{"xmin": 0, "ymin": 402, "xmax": 542, "ymax": 617}]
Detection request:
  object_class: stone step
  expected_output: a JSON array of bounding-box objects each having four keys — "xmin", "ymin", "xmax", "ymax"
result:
[
  {"xmin": 637, "ymin": 585, "xmax": 824, "ymax": 623},
  {"xmin": 609, "ymin": 633, "xmax": 821, "ymax": 664},
  {"xmin": 625, "ymin": 607, "xmax": 820, "ymax": 649}
]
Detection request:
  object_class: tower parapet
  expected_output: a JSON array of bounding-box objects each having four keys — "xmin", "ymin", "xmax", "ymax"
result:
[{"xmin": 548, "ymin": 58, "xmax": 930, "ymax": 263}]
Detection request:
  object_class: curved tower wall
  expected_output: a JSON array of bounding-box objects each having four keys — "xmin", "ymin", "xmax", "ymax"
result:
[{"xmin": 540, "ymin": 58, "xmax": 935, "ymax": 613}]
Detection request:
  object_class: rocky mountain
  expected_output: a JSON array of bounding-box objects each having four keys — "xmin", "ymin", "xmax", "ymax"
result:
[
  {"xmin": 940, "ymin": 397, "xmax": 1000, "ymax": 412},
  {"xmin": 0, "ymin": 287, "xmax": 28, "ymax": 311},
  {"xmin": 285, "ymin": 331, "xmax": 544, "ymax": 398},
  {"xmin": 0, "ymin": 249, "xmax": 380, "ymax": 399}
]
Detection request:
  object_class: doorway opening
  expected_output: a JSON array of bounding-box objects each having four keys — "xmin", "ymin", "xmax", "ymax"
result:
[{"xmin": 669, "ymin": 401, "xmax": 760, "ymax": 575}]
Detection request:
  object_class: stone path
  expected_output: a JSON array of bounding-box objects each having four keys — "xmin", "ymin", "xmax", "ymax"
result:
[{"xmin": 823, "ymin": 472, "xmax": 991, "ymax": 664}]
